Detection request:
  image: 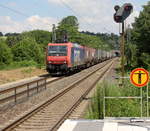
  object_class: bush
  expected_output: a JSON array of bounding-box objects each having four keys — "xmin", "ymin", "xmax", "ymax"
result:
[
  {"xmin": 0, "ymin": 39, "xmax": 13, "ymax": 66},
  {"xmin": 0, "ymin": 60, "xmax": 37, "ymax": 70},
  {"xmin": 6, "ymin": 34, "xmax": 21, "ymax": 47},
  {"xmin": 85, "ymin": 81, "xmax": 141, "ymax": 119},
  {"xmin": 18, "ymin": 60, "xmax": 37, "ymax": 67},
  {"xmin": 22, "ymin": 30, "xmax": 51, "ymax": 48},
  {"xmin": 12, "ymin": 36, "xmax": 44, "ymax": 64},
  {"xmin": 140, "ymin": 53, "xmax": 150, "ymax": 69}
]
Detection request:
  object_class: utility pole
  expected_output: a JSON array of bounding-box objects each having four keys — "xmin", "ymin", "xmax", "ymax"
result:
[
  {"xmin": 121, "ymin": 22, "xmax": 125, "ymax": 84},
  {"xmin": 52, "ymin": 24, "xmax": 56, "ymax": 43}
]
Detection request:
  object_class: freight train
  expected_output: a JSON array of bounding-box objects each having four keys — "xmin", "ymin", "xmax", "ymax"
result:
[{"xmin": 46, "ymin": 42, "xmax": 114, "ymax": 74}]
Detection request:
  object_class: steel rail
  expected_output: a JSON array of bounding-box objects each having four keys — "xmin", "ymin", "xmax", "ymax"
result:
[
  {"xmin": 1, "ymin": 59, "xmax": 114, "ymax": 131},
  {"xmin": 51, "ymin": 60, "xmax": 114, "ymax": 131}
]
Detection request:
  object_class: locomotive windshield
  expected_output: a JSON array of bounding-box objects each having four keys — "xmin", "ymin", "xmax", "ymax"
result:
[{"xmin": 48, "ymin": 45, "xmax": 67, "ymax": 56}]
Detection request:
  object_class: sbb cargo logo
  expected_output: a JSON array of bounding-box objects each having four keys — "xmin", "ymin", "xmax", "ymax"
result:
[{"xmin": 130, "ymin": 68, "xmax": 149, "ymax": 87}]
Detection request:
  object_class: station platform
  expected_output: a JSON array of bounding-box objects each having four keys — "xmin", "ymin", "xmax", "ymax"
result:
[{"xmin": 58, "ymin": 118, "xmax": 150, "ymax": 131}]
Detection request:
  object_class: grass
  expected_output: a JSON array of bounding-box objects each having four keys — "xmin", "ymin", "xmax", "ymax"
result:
[
  {"xmin": 85, "ymin": 79, "xmax": 147, "ymax": 119},
  {"xmin": 0, "ymin": 36, "xmax": 7, "ymax": 40},
  {"xmin": 0, "ymin": 60, "xmax": 45, "ymax": 70},
  {"xmin": 21, "ymin": 67, "xmax": 34, "ymax": 74}
]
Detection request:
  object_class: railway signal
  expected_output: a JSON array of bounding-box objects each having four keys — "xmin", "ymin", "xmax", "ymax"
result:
[
  {"xmin": 114, "ymin": 5, "xmax": 122, "ymax": 23},
  {"xmin": 114, "ymin": 3, "xmax": 133, "ymax": 23},
  {"xmin": 114, "ymin": 3, "xmax": 133, "ymax": 85}
]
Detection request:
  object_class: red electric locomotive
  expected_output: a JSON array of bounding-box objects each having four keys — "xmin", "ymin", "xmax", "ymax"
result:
[
  {"xmin": 46, "ymin": 24, "xmax": 115, "ymax": 74},
  {"xmin": 46, "ymin": 42, "xmax": 115, "ymax": 74},
  {"xmin": 46, "ymin": 42, "xmax": 96, "ymax": 74}
]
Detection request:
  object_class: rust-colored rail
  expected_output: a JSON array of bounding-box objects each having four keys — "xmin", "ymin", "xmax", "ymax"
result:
[
  {"xmin": 51, "ymin": 60, "xmax": 114, "ymax": 130},
  {"xmin": 1, "ymin": 59, "xmax": 114, "ymax": 131}
]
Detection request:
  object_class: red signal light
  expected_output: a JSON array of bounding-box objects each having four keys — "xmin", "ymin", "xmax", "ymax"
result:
[
  {"xmin": 114, "ymin": 3, "xmax": 133, "ymax": 23},
  {"xmin": 124, "ymin": 5, "xmax": 132, "ymax": 11},
  {"xmin": 115, "ymin": 16, "xmax": 119, "ymax": 20}
]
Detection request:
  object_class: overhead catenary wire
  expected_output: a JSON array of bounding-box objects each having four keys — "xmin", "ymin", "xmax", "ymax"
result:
[
  {"xmin": 0, "ymin": 4, "xmax": 29, "ymax": 17},
  {"xmin": 0, "ymin": 3, "xmax": 52, "ymax": 32},
  {"xmin": 59, "ymin": 0, "xmax": 113, "ymax": 34},
  {"xmin": 59, "ymin": 0, "xmax": 97, "ymax": 31},
  {"xmin": 0, "ymin": 1, "xmax": 113, "ymax": 34},
  {"xmin": 0, "ymin": 4, "xmax": 31, "ymax": 31}
]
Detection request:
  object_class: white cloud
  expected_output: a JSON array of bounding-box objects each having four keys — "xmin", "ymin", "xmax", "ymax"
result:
[
  {"xmin": 0, "ymin": 15, "xmax": 58, "ymax": 34},
  {"xmin": 0, "ymin": 16, "xmax": 24, "ymax": 33},
  {"xmin": 48, "ymin": 0, "xmax": 61, "ymax": 4},
  {"xmin": 48, "ymin": 0, "xmax": 141, "ymax": 34},
  {"xmin": 0, "ymin": 0, "xmax": 141, "ymax": 34},
  {"xmin": 26, "ymin": 15, "xmax": 58, "ymax": 30},
  {"xmin": 69, "ymin": 0, "xmax": 116, "ymax": 33},
  {"xmin": 48, "ymin": 0, "xmax": 71, "ymax": 5},
  {"xmin": 48, "ymin": 0, "xmax": 118, "ymax": 33},
  {"xmin": 126, "ymin": 10, "xmax": 139, "ymax": 27},
  {"xmin": 7, "ymin": 2, "xmax": 17, "ymax": 7}
]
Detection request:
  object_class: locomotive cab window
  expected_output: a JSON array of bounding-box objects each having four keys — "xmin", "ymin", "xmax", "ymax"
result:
[{"xmin": 48, "ymin": 46, "xmax": 67, "ymax": 56}]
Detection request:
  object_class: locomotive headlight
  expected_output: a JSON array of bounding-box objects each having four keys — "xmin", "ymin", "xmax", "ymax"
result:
[
  {"xmin": 64, "ymin": 61, "xmax": 67, "ymax": 63},
  {"xmin": 48, "ymin": 61, "xmax": 52, "ymax": 64}
]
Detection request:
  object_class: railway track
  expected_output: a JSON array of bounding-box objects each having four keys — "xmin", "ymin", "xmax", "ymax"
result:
[{"xmin": 1, "ymin": 59, "xmax": 115, "ymax": 131}]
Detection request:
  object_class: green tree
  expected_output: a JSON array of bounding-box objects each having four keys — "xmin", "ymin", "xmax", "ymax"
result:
[
  {"xmin": 75, "ymin": 33, "xmax": 104, "ymax": 49},
  {"xmin": 59, "ymin": 16, "xmax": 79, "ymax": 29},
  {"xmin": 6, "ymin": 35, "xmax": 22, "ymax": 47},
  {"xmin": 0, "ymin": 39, "xmax": 13, "ymax": 65},
  {"xmin": 56, "ymin": 16, "xmax": 113, "ymax": 50},
  {"xmin": 22, "ymin": 30, "xmax": 51, "ymax": 48},
  {"xmin": 125, "ymin": 43, "xmax": 137, "ymax": 67},
  {"xmin": 131, "ymin": 1, "xmax": 150, "ymax": 67},
  {"xmin": 56, "ymin": 16, "xmax": 79, "ymax": 42},
  {"xmin": 12, "ymin": 36, "xmax": 44, "ymax": 64},
  {"xmin": 6, "ymin": 30, "xmax": 51, "ymax": 48},
  {"xmin": 0, "ymin": 32, "xmax": 3, "ymax": 36}
]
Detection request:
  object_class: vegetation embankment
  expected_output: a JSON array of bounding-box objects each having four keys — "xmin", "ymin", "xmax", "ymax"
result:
[
  {"xmin": 0, "ymin": 30, "xmax": 50, "ymax": 70},
  {"xmin": 125, "ymin": 1, "xmax": 150, "ymax": 70},
  {"xmin": 0, "ymin": 16, "xmax": 118, "ymax": 70},
  {"xmin": 85, "ymin": 79, "xmax": 149, "ymax": 119},
  {"xmin": 85, "ymin": 1, "xmax": 150, "ymax": 119}
]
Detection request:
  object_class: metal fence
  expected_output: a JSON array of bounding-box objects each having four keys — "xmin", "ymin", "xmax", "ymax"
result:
[
  {"xmin": 0, "ymin": 78, "xmax": 47, "ymax": 104},
  {"xmin": 103, "ymin": 78, "xmax": 149, "ymax": 118}
]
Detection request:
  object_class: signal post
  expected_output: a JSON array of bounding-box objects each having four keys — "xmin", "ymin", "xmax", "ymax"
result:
[
  {"xmin": 121, "ymin": 21, "xmax": 125, "ymax": 85},
  {"xmin": 113, "ymin": 3, "xmax": 133, "ymax": 85}
]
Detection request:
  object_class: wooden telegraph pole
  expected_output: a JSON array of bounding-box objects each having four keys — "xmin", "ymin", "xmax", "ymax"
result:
[{"xmin": 121, "ymin": 22, "xmax": 125, "ymax": 84}]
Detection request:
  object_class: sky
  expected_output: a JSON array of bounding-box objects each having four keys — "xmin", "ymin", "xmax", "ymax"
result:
[{"xmin": 0, "ymin": 0, "xmax": 149, "ymax": 34}]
